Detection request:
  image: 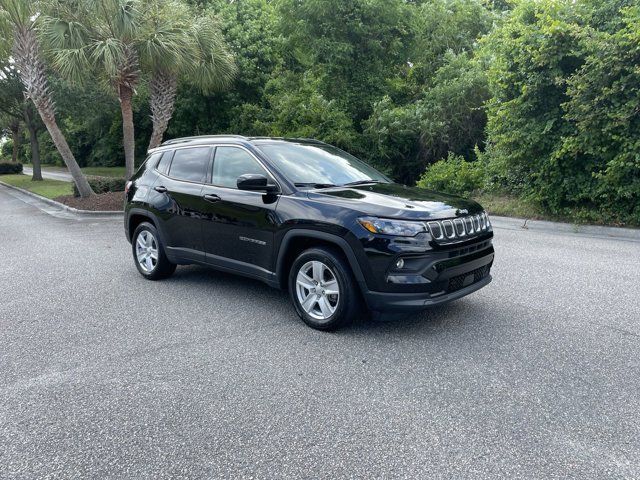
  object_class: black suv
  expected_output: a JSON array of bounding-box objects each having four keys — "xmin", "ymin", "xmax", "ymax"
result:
[{"xmin": 125, "ymin": 136, "xmax": 494, "ymax": 330}]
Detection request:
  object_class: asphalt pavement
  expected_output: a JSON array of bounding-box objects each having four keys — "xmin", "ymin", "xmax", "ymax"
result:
[{"xmin": 1, "ymin": 183, "xmax": 639, "ymax": 479}]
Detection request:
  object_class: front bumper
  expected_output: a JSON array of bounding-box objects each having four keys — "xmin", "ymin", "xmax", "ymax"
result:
[
  {"xmin": 364, "ymin": 274, "xmax": 491, "ymax": 312},
  {"xmin": 360, "ymin": 241, "xmax": 494, "ymax": 312}
]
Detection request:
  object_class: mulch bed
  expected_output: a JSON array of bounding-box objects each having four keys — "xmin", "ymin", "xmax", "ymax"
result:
[{"xmin": 54, "ymin": 191, "xmax": 124, "ymax": 211}]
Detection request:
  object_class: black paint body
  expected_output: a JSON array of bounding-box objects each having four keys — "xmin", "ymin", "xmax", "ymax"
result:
[{"xmin": 125, "ymin": 136, "xmax": 494, "ymax": 312}]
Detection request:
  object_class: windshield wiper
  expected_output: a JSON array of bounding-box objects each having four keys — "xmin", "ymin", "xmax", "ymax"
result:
[
  {"xmin": 294, "ymin": 182, "xmax": 336, "ymax": 189},
  {"xmin": 341, "ymin": 179, "xmax": 383, "ymax": 186}
]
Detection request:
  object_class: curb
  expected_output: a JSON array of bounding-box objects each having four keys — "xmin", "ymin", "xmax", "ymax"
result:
[
  {"xmin": 0, "ymin": 180, "xmax": 123, "ymax": 218},
  {"xmin": 489, "ymin": 214, "xmax": 640, "ymax": 241}
]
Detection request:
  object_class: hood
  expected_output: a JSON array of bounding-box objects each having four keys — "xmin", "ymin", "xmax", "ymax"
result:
[{"xmin": 306, "ymin": 183, "xmax": 483, "ymax": 220}]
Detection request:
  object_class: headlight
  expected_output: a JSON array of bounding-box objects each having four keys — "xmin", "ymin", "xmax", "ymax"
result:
[{"xmin": 357, "ymin": 217, "xmax": 427, "ymax": 237}]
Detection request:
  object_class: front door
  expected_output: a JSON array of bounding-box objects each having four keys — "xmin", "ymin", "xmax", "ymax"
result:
[{"xmin": 199, "ymin": 146, "xmax": 280, "ymax": 277}]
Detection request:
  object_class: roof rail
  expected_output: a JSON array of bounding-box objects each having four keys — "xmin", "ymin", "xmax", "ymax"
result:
[{"xmin": 160, "ymin": 134, "xmax": 248, "ymax": 147}]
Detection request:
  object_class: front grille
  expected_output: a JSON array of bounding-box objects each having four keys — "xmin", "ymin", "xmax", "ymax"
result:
[
  {"xmin": 427, "ymin": 212, "xmax": 491, "ymax": 242},
  {"xmin": 447, "ymin": 265, "xmax": 490, "ymax": 292}
]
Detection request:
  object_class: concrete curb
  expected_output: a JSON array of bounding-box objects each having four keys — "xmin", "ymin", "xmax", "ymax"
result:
[
  {"xmin": 490, "ymin": 214, "xmax": 640, "ymax": 241},
  {"xmin": 0, "ymin": 180, "xmax": 123, "ymax": 218}
]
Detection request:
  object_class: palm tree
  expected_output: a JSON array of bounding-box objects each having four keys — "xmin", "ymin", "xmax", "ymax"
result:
[
  {"xmin": 143, "ymin": 6, "xmax": 236, "ymax": 150},
  {"xmin": 42, "ymin": 1, "xmax": 235, "ymax": 173},
  {"xmin": 43, "ymin": 0, "xmax": 143, "ymax": 179},
  {"xmin": 0, "ymin": 0, "xmax": 94, "ymax": 196}
]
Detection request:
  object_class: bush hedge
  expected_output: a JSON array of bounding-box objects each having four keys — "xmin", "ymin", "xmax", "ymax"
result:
[
  {"xmin": 73, "ymin": 176, "xmax": 126, "ymax": 197},
  {"xmin": 416, "ymin": 153, "xmax": 485, "ymax": 197},
  {"xmin": 0, "ymin": 162, "xmax": 24, "ymax": 175}
]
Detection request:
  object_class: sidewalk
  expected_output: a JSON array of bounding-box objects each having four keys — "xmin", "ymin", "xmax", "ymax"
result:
[{"xmin": 23, "ymin": 166, "xmax": 73, "ymax": 182}]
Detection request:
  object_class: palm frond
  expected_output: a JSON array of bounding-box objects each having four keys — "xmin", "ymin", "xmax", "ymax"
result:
[
  {"xmin": 0, "ymin": 0, "xmax": 34, "ymax": 29},
  {"xmin": 89, "ymin": 37, "xmax": 126, "ymax": 80},
  {"xmin": 50, "ymin": 47, "xmax": 91, "ymax": 84},
  {"xmin": 113, "ymin": 0, "xmax": 140, "ymax": 41},
  {"xmin": 186, "ymin": 13, "xmax": 237, "ymax": 93}
]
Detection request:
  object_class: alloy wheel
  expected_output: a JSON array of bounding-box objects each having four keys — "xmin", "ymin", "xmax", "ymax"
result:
[
  {"xmin": 136, "ymin": 230, "xmax": 159, "ymax": 273},
  {"xmin": 295, "ymin": 260, "xmax": 340, "ymax": 321}
]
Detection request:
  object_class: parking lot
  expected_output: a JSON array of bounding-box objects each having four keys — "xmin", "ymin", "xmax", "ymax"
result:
[{"xmin": 1, "ymin": 184, "xmax": 639, "ymax": 478}]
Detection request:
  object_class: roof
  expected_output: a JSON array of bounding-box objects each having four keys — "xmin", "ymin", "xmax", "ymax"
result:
[{"xmin": 150, "ymin": 135, "xmax": 327, "ymax": 153}]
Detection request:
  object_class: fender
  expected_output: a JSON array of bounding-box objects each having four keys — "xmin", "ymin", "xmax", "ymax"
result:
[
  {"xmin": 275, "ymin": 229, "xmax": 367, "ymax": 292},
  {"xmin": 125, "ymin": 207, "xmax": 167, "ymax": 245}
]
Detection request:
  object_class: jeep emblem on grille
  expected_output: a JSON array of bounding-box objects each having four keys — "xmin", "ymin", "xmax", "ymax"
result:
[{"xmin": 456, "ymin": 209, "xmax": 469, "ymax": 216}]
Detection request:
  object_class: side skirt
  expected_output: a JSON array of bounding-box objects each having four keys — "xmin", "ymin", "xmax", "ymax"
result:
[{"xmin": 166, "ymin": 246, "xmax": 279, "ymax": 288}]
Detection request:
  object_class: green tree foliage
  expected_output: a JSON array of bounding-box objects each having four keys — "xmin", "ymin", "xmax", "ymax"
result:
[
  {"xmin": 276, "ymin": 0, "xmax": 413, "ymax": 124},
  {"xmin": 365, "ymin": 52, "xmax": 490, "ymax": 182},
  {"xmin": 560, "ymin": 5, "xmax": 640, "ymax": 222},
  {"xmin": 168, "ymin": 0, "xmax": 282, "ymax": 137},
  {"xmin": 256, "ymin": 72, "xmax": 357, "ymax": 147},
  {"xmin": 417, "ymin": 152, "xmax": 485, "ymax": 197},
  {"xmin": 482, "ymin": 0, "xmax": 639, "ymax": 223},
  {"xmin": 1, "ymin": 0, "xmax": 637, "ymax": 223}
]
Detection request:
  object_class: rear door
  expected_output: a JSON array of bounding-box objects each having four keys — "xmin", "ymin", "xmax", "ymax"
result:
[
  {"xmin": 149, "ymin": 146, "xmax": 213, "ymax": 262},
  {"xmin": 200, "ymin": 145, "xmax": 280, "ymax": 276}
]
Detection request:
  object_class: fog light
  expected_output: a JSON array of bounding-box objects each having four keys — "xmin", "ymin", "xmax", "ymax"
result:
[{"xmin": 395, "ymin": 258, "xmax": 405, "ymax": 269}]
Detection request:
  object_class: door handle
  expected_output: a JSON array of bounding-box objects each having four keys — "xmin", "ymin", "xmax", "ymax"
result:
[
  {"xmin": 203, "ymin": 193, "xmax": 221, "ymax": 203},
  {"xmin": 154, "ymin": 186, "xmax": 168, "ymax": 193}
]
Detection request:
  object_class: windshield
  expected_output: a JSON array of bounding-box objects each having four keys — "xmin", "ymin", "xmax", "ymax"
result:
[{"xmin": 257, "ymin": 143, "xmax": 390, "ymax": 187}]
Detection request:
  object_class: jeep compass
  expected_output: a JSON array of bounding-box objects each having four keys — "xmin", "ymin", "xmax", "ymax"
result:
[{"xmin": 125, "ymin": 135, "xmax": 494, "ymax": 330}]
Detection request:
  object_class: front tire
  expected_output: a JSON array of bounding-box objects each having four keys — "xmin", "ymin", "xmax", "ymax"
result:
[
  {"xmin": 288, "ymin": 247, "xmax": 362, "ymax": 330},
  {"xmin": 132, "ymin": 222, "xmax": 176, "ymax": 280}
]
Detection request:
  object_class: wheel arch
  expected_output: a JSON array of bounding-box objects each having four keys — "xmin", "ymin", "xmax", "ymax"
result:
[
  {"xmin": 275, "ymin": 230, "xmax": 366, "ymax": 292},
  {"xmin": 126, "ymin": 208, "xmax": 165, "ymax": 245}
]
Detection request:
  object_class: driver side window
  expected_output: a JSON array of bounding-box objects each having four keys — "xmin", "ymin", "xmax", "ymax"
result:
[{"xmin": 211, "ymin": 146, "xmax": 270, "ymax": 189}]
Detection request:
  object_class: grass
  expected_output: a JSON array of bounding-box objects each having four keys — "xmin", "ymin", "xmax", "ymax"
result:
[
  {"xmin": 473, "ymin": 193, "xmax": 547, "ymax": 220},
  {"xmin": 473, "ymin": 192, "xmax": 638, "ymax": 227},
  {"xmin": 23, "ymin": 164, "xmax": 126, "ymax": 177},
  {"xmin": 81, "ymin": 166, "xmax": 126, "ymax": 177},
  {"xmin": 0, "ymin": 173, "xmax": 73, "ymax": 199}
]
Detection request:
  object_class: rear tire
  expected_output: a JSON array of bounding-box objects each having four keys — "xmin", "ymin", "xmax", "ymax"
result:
[
  {"xmin": 288, "ymin": 247, "xmax": 363, "ymax": 330},
  {"xmin": 132, "ymin": 222, "xmax": 176, "ymax": 280}
]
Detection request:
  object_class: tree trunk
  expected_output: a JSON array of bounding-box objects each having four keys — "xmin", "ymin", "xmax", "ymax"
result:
[
  {"xmin": 23, "ymin": 104, "xmax": 42, "ymax": 181},
  {"xmin": 12, "ymin": 25, "xmax": 94, "ymax": 197},
  {"xmin": 148, "ymin": 70, "xmax": 178, "ymax": 150},
  {"xmin": 44, "ymin": 118, "xmax": 94, "ymax": 197},
  {"xmin": 119, "ymin": 84, "xmax": 136, "ymax": 179}
]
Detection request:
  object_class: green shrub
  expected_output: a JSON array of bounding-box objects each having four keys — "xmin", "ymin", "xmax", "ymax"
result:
[
  {"xmin": 416, "ymin": 153, "xmax": 486, "ymax": 197},
  {"xmin": 0, "ymin": 162, "xmax": 23, "ymax": 175},
  {"xmin": 73, "ymin": 176, "xmax": 126, "ymax": 197}
]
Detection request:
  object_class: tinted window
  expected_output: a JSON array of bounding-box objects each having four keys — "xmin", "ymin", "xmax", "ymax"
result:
[
  {"xmin": 146, "ymin": 151, "xmax": 162, "ymax": 168},
  {"xmin": 168, "ymin": 147, "xmax": 211, "ymax": 182},
  {"xmin": 212, "ymin": 147, "xmax": 270, "ymax": 189},
  {"xmin": 257, "ymin": 143, "xmax": 389, "ymax": 186},
  {"xmin": 155, "ymin": 151, "xmax": 172, "ymax": 174}
]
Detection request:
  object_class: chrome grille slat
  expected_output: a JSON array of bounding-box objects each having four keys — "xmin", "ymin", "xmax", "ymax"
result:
[{"xmin": 425, "ymin": 212, "xmax": 491, "ymax": 242}]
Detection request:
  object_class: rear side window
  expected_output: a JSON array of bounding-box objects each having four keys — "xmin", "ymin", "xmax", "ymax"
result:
[
  {"xmin": 212, "ymin": 146, "xmax": 270, "ymax": 188},
  {"xmin": 146, "ymin": 151, "xmax": 163, "ymax": 167},
  {"xmin": 168, "ymin": 147, "xmax": 211, "ymax": 183},
  {"xmin": 155, "ymin": 151, "xmax": 172, "ymax": 174}
]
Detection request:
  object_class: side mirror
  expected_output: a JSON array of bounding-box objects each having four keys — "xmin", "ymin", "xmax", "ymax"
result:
[{"xmin": 237, "ymin": 174, "xmax": 279, "ymax": 193}]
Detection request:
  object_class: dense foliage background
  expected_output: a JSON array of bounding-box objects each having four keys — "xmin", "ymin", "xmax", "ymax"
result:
[{"xmin": 3, "ymin": 0, "xmax": 639, "ymax": 224}]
